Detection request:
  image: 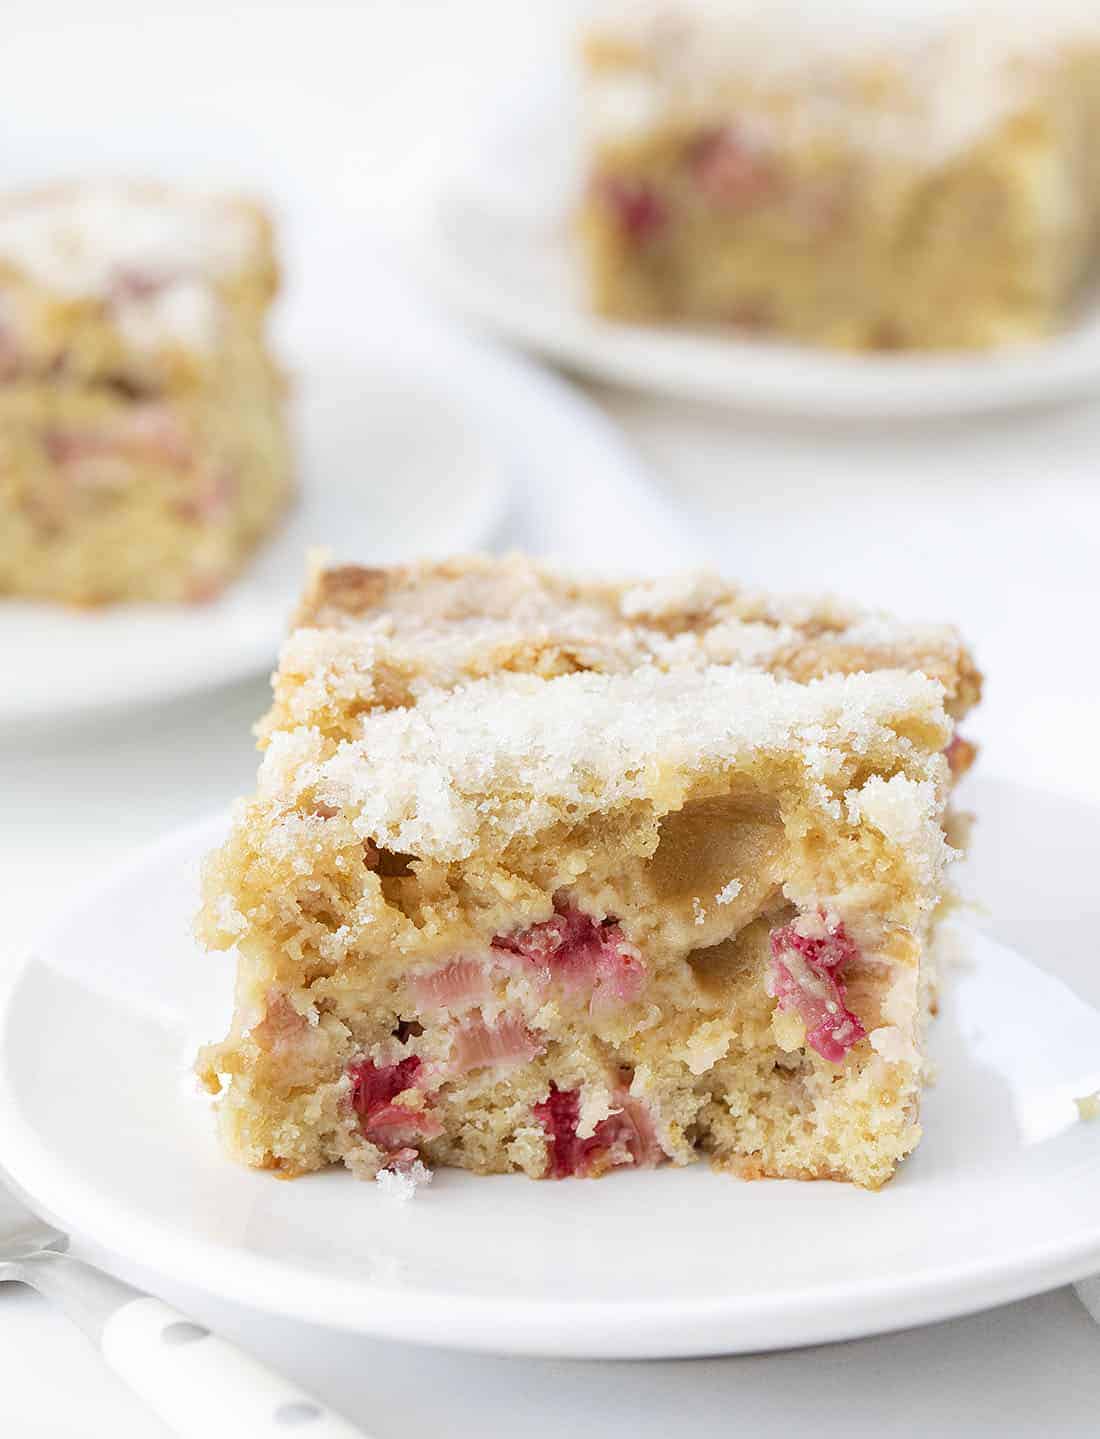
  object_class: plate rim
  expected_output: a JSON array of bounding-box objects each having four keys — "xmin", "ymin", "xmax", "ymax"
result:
[{"xmin": 3, "ymin": 802, "xmax": 1100, "ymax": 1358}]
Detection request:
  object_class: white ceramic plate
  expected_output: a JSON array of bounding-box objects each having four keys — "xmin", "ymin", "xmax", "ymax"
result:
[
  {"xmin": 422, "ymin": 66, "xmax": 1100, "ymax": 420},
  {"xmin": 1, "ymin": 775, "xmax": 1099, "ymax": 1359}
]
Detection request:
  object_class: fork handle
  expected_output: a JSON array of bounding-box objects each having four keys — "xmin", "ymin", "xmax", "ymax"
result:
[{"xmin": 20, "ymin": 1250, "xmax": 366, "ymax": 1437}]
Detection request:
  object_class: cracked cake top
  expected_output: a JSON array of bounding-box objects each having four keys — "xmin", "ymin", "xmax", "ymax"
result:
[{"xmin": 262, "ymin": 554, "xmax": 981, "ymax": 745}]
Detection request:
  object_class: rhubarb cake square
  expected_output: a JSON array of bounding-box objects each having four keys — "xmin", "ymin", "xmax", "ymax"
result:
[
  {"xmin": 578, "ymin": 3, "xmax": 1100, "ymax": 350},
  {"xmin": 0, "ymin": 182, "xmax": 292, "ymax": 604},
  {"xmin": 197, "ymin": 556, "xmax": 980, "ymax": 1191}
]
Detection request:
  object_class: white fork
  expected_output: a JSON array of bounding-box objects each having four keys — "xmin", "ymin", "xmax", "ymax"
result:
[{"xmin": 0, "ymin": 1184, "xmax": 366, "ymax": 1437}]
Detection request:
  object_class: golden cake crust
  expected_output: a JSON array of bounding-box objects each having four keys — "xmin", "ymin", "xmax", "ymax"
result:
[
  {"xmin": 0, "ymin": 181, "xmax": 291, "ymax": 604},
  {"xmin": 273, "ymin": 553, "xmax": 980, "ymax": 739}
]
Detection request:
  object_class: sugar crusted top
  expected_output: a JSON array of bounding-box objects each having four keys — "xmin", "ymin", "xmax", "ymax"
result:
[
  {"xmin": 266, "ymin": 554, "xmax": 980, "ymax": 741},
  {"xmin": 0, "ymin": 182, "xmax": 264, "ymax": 294},
  {"xmin": 258, "ymin": 666, "xmax": 950, "ymax": 863},
  {"xmin": 0, "ymin": 183, "xmax": 269, "ymax": 348},
  {"xmin": 584, "ymin": 0, "xmax": 1100, "ymax": 162}
]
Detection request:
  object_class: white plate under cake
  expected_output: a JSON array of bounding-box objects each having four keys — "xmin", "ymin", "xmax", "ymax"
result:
[{"xmin": 3, "ymin": 777, "xmax": 1100, "ymax": 1355}]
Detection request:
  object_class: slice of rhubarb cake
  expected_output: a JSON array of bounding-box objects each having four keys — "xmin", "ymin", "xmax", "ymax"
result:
[
  {"xmin": 197, "ymin": 556, "xmax": 980, "ymax": 1190},
  {"xmin": 0, "ymin": 182, "xmax": 291, "ymax": 604},
  {"xmin": 578, "ymin": 3, "xmax": 1100, "ymax": 351}
]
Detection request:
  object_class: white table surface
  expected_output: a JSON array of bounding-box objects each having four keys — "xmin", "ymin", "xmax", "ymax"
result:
[{"xmin": 2, "ymin": 2, "xmax": 1100, "ymax": 1435}]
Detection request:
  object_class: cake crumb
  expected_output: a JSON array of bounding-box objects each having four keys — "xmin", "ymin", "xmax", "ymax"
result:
[
  {"xmin": 716, "ymin": 878, "xmax": 743, "ymax": 906},
  {"xmin": 375, "ymin": 1159, "xmax": 433, "ymax": 1202},
  {"xmin": 692, "ymin": 897, "xmax": 706, "ymax": 925},
  {"xmin": 1075, "ymin": 1091, "xmax": 1100, "ymax": 1122}
]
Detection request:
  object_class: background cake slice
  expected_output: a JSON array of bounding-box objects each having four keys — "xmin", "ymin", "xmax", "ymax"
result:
[
  {"xmin": 0, "ymin": 182, "xmax": 292, "ymax": 604},
  {"xmin": 578, "ymin": 2, "xmax": 1100, "ymax": 350},
  {"xmin": 197, "ymin": 555, "xmax": 980, "ymax": 1191}
]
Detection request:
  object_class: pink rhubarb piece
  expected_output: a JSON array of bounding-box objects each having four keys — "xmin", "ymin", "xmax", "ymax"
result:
[
  {"xmin": 596, "ymin": 176, "xmax": 668, "ymax": 242},
  {"xmin": 689, "ymin": 125, "xmax": 779, "ymax": 209},
  {"xmin": 411, "ymin": 958, "xmax": 489, "ymax": 1012},
  {"xmin": 493, "ymin": 905, "xmax": 645, "ymax": 1009},
  {"xmin": 448, "ymin": 1012, "xmax": 544, "ymax": 1076},
  {"xmin": 348, "ymin": 1055, "xmax": 442, "ymax": 1147},
  {"xmin": 534, "ymin": 1084, "xmax": 663, "ymax": 1179},
  {"xmin": 767, "ymin": 918, "xmax": 867, "ymax": 1063}
]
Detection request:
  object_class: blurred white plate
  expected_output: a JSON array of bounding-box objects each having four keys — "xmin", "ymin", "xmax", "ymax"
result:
[
  {"xmin": 1, "ymin": 777, "xmax": 1098, "ymax": 1359},
  {"xmin": 422, "ymin": 65, "xmax": 1100, "ymax": 419}
]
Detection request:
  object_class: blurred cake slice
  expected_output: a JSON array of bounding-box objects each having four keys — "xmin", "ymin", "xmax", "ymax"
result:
[
  {"xmin": 197, "ymin": 555, "xmax": 980, "ymax": 1190},
  {"xmin": 0, "ymin": 182, "xmax": 292, "ymax": 604},
  {"xmin": 578, "ymin": 2, "xmax": 1100, "ymax": 350}
]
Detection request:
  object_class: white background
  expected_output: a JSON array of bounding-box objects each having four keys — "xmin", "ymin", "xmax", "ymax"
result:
[{"xmin": 1, "ymin": 2, "xmax": 1099, "ymax": 1435}]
